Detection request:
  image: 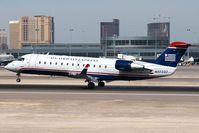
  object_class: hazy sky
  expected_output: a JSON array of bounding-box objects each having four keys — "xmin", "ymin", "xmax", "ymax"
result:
[{"xmin": 0, "ymin": 0, "xmax": 199, "ymax": 43}]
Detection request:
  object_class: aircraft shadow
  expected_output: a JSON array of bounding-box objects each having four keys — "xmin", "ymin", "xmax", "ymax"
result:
[{"xmin": 0, "ymin": 84, "xmax": 199, "ymax": 92}]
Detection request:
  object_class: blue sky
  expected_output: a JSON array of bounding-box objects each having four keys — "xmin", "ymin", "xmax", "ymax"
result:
[{"xmin": 0, "ymin": 0, "xmax": 199, "ymax": 43}]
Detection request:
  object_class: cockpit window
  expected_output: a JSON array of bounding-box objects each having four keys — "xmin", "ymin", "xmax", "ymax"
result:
[{"xmin": 18, "ymin": 58, "xmax": 24, "ymax": 61}]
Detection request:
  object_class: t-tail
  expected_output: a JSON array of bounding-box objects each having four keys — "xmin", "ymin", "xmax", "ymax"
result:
[{"xmin": 155, "ymin": 42, "xmax": 191, "ymax": 67}]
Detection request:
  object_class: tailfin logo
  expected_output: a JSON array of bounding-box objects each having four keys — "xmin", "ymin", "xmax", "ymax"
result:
[{"xmin": 165, "ymin": 54, "xmax": 176, "ymax": 62}]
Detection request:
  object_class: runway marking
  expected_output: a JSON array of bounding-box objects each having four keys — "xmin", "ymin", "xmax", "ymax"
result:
[{"xmin": 0, "ymin": 91, "xmax": 199, "ymax": 97}]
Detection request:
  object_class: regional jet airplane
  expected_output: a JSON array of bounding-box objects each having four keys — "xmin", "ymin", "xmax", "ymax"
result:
[{"xmin": 5, "ymin": 42, "xmax": 191, "ymax": 88}]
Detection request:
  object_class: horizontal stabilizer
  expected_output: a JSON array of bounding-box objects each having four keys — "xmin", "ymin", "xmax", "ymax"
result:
[{"xmin": 169, "ymin": 42, "xmax": 191, "ymax": 48}]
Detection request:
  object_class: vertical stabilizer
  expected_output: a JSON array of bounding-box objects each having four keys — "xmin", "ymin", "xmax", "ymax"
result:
[{"xmin": 155, "ymin": 42, "xmax": 191, "ymax": 67}]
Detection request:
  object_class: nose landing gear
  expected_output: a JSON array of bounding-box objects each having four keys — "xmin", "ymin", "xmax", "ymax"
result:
[{"xmin": 16, "ymin": 73, "xmax": 21, "ymax": 82}]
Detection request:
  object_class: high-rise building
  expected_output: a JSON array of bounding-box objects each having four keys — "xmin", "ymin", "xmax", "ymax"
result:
[
  {"xmin": 100, "ymin": 19, "xmax": 120, "ymax": 43},
  {"xmin": 0, "ymin": 29, "xmax": 8, "ymax": 49},
  {"xmin": 20, "ymin": 15, "xmax": 54, "ymax": 45},
  {"xmin": 9, "ymin": 21, "xmax": 20, "ymax": 49},
  {"xmin": 147, "ymin": 22, "xmax": 170, "ymax": 39},
  {"xmin": 9, "ymin": 16, "xmax": 54, "ymax": 49}
]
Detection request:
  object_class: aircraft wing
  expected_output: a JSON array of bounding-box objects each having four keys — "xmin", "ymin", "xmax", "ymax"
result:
[
  {"xmin": 80, "ymin": 64, "xmax": 90, "ymax": 75},
  {"xmin": 68, "ymin": 64, "xmax": 92, "ymax": 79},
  {"xmin": 67, "ymin": 64, "xmax": 99, "ymax": 82}
]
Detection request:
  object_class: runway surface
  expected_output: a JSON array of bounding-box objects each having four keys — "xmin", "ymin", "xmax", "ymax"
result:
[
  {"xmin": 0, "ymin": 85, "xmax": 199, "ymax": 101},
  {"xmin": 1, "ymin": 87, "xmax": 199, "ymax": 133},
  {"xmin": 0, "ymin": 66, "xmax": 199, "ymax": 133}
]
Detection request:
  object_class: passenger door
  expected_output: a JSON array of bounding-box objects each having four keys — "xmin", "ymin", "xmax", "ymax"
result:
[{"xmin": 28, "ymin": 54, "xmax": 39, "ymax": 68}]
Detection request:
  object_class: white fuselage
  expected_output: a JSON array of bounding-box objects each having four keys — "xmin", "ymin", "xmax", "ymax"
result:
[{"xmin": 5, "ymin": 54, "xmax": 176, "ymax": 81}]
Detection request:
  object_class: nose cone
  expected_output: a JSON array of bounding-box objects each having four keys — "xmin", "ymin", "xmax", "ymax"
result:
[{"xmin": 4, "ymin": 62, "xmax": 15, "ymax": 72}]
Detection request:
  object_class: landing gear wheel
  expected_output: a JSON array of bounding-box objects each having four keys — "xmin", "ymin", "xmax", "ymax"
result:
[
  {"xmin": 16, "ymin": 73, "xmax": 21, "ymax": 82},
  {"xmin": 88, "ymin": 82, "xmax": 95, "ymax": 89},
  {"xmin": 98, "ymin": 81, "xmax": 105, "ymax": 87},
  {"xmin": 16, "ymin": 78, "xmax": 21, "ymax": 82}
]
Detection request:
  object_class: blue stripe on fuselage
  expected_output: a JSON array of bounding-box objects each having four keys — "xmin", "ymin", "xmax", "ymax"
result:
[{"xmin": 20, "ymin": 68, "xmax": 152, "ymax": 81}]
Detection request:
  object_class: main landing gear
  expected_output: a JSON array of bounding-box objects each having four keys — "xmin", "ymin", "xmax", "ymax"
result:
[
  {"xmin": 98, "ymin": 81, "xmax": 105, "ymax": 87},
  {"xmin": 88, "ymin": 82, "xmax": 95, "ymax": 89},
  {"xmin": 87, "ymin": 81, "xmax": 105, "ymax": 89},
  {"xmin": 16, "ymin": 73, "xmax": 21, "ymax": 82}
]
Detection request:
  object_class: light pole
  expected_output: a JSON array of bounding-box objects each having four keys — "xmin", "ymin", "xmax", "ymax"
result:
[
  {"xmin": 151, "ymin": 15, "xmax": 160, "ymax": 59},
  {"xmin": 186, "ymin": 28, "xmax": 191, "ymax": 59},
  {"xmin": 113, "ymin": 34, "xmax": 117, "ymax": 58},
  {"xmin": 35, "ymin": 17, "xmax": 39, "ymax": 53},
  {"xmin": 104, "ymin": 30, "xmax": 107, "ymax": 57},
  {"xmin": 154, "ymin": 29, "xmax": 157, "ymax": 59},
  {"xmin": 69, "ymin": 28, "xmax": 74, "ymax": 43},
  {"xmin": 81, "ymin": 30, "xmax": 86, "ymax": 42},
  {"xmin": 36, "ymin": 28, "xmax": 39, "ymax": 44},
  {"xmin": 151, "ymin": 15, "xmax": 171, "ymax": 59},
  {"xmin": 69, "ymin": 28, "xmax": 74, "ymax": 56}
]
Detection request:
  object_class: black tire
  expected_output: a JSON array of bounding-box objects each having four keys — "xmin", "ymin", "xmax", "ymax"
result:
[
  {"xmin": 16, "ymin": 78, "xmax": 21, "ymax": 82},
  {"xmin": 88, "ymin": 82, "xmax": 95, "ymax": 89},
  {"xmin": 98, "ymin": 81, "xmax": 105, "ymax": 87}
]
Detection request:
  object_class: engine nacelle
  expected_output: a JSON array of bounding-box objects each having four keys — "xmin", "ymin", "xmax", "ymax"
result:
[
  {"xmin": 115, "ymin": 60, "xmax": 144, "ymax": 71},
  {"xmin": 130, "ymin": 63, "xmax": 144, "ymax": 69},
  {"xmin": 115, "ymin": 60, "xmax": 132, "ymax": 71}
]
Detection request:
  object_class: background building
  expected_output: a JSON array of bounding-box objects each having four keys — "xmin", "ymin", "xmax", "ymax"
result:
[
  {"xmin": 0, "ymin": 29, "xmax": 8, "ymax": 50},
  {"xmin": 147, "ymin": 22, "xmax": 170, "ymax": 40},
  {"xmin": 2, "ymin": 41, "xmax": 199, "ymax": 64},
  {"xmin": 9, "ymin": 16, "xmax": 54, "ymax": 49},
  {"xmin": 105, "ymin": 36, "xmax": 169, "ymax": 59},
  {"xmin": 9, "ymin": 21, "xmax": 20, "ymax": 49},
  {"xmin": 2, "ymin": 19, "xmax": 199, "ymax": 64},
  {"xmin": 100, "ymin": 19, "xmax": 119, "ymax": 43},
  {"xmin": 20, "ymin": 16, "xmax": 54, "ymax": 46},
  {"xmin": 103, "ymin": 22, "xmax": 170, "ymax": 59},
  {"xmin": 4, "ymin": 43, "xmax": 103, "ymax": 58}
]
